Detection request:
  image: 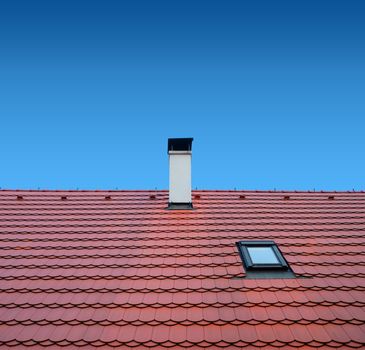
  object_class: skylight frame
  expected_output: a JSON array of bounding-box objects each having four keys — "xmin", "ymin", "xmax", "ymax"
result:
[{"xmin": 237, "ymin": 240, "xmax": 289, "ymax": 271}]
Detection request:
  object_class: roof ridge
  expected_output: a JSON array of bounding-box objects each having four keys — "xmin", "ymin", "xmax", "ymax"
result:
[{"xmin": 0, "ymin": 189, "xmax": 364, "ymax": 193}]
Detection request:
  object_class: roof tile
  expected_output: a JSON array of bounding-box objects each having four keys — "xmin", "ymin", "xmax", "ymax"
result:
[
  {"xmin": 117, "ymin": 325, "xmax": 137, "ymax": 343},
  {"xmin": 203, "ymin": 307, "xmax": 220, "ymax": 322},
  {"xmin": 137, "ymin": 307, "xmax": 155, "ymax": 323},
  {"xmin": 169, "ymin": 307, "xmax": 186, "ymax": 323},
  {"xmin": 283, "ymin": 305, "xmax": 303, "ymax": 321},
  {"xmin": 186, "ymin": 324, "xmax": 205, "ymax": 343},
  {"xmin": 99, "ymin": 325, "xmax": 120, "ymax": 343},
  {"xmin": 122, "ymin": 308, "xmax": 141, "ymax": 322},
  {"xmin": 342, "ymin": 324, "xmax": 365, "ymax": 343},
  {"xmin": 155, "ymin": 307, "xmax": 172, "ymax": 322},
  {"xmin": 151, "ymin": 325, "xmax": 170, "ymax": 344},
  {"xmin": 83, "ymin": 325, "xmax": 105, "ymax": 343},
  {"xmin": 255, "ymin": 324, "xmax": 277, "ymax": 343},
  {"xmin": 65, "ymin": 324, "xmax": 88, "ymax": 342},
  {"xmin": 266, "ymin": 306, "xmax": 286, "ymax": 322},
  {"xmin": 272, "ymin": 324, "xmax": 295, "ymax": 343},
  {"xmin": 203, "ymin": 324, "xmax": 222, "ymax": 343},
  {"xmin": 16, "ymin": 325, "xmax": 41, "ymax": 342},
  {"xmin": 186, "ymin": 307, "xmax": 203, "ymax": 322},
  {"xmin": 289, "ymin": 324, "xmax": 313, "ymax": 343},
  {"xmin": 169, "ymin": 325, "xmax": 187, "ymax": 344},
  {"xmin": 315, "ymin": 305, "xmax": 336, "ymax": 321},
  {"xmin": 220, "ymin": 324, "xmax": 240, "ymax": 343},
  {"xmin": 298, "ymin": 306, "xmax": 320, "ymax": 321},
  {"xmin": 234, "ymin": 306, "xmax": 253, "ymax": 322},
  {"xmin": 218, "ymin": 307, "xmax": 236, "ymax": 322},
  {"xmin": 306, "ymin": 324, "xmax": 332, "ymax": 343},
  {"xmin": 134, "ymin": 325, "xmax": 154, "ymax": 343},
  {"xmin": 238, "ymin": 324, "xmax": 258, "ymax": 343}
]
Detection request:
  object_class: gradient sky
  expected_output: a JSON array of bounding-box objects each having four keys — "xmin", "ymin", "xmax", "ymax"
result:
[{"xmin": 0, "ymin": 0, "xmax": 364, "ymax": 190}]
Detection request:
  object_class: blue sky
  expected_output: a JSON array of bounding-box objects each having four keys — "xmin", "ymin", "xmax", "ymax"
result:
[{"xmin": 0, "ymin": 0, "xmax": 364, "ymax": 190}]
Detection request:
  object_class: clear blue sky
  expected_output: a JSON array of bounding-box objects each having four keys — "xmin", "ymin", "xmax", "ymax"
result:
[{"xmin": 0, "ymin": 0, "xmax": 364, "ymax": 191}]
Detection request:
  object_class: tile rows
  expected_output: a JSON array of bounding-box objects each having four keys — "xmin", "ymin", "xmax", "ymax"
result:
[
  {"xmin": 0, "ymin": 324, "xmax": 365, "ymax": 348},
  {"xmin": 0, "ymin": 190, "xmax": 365, "ymax": 349}
]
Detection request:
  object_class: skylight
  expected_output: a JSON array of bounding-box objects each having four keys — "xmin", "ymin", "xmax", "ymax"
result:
[
  {"xmin": 247, "ymin": 246, "xmax": 279, "ymax": 264},
  {"xmin": 236, "ymin": 240, "xmax": 295, "ymax": 278}
]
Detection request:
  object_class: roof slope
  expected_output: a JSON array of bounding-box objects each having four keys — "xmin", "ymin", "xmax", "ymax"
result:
[{"xmin": 0, "ymin": 189, "xmax": 365, "ymax": 349}]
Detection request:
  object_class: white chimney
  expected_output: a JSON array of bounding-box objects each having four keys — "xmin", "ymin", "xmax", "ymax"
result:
[{"xmin": 168, "ymin": 138, "xmax": 193, "ymax": 209}]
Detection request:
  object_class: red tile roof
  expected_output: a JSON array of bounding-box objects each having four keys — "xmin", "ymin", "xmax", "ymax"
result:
[{"xmin": 0, "ymin": 189, "xmax": 365, "ymax": 349}]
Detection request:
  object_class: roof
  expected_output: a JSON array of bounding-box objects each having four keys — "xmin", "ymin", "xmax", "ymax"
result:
[{"xmin": 0, "ymin": 189, "xmax": 365, "ymax": 349}]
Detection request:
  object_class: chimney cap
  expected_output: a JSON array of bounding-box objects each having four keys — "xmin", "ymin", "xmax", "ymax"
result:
[{"xmin": 168, "ymin": 138, "xmax": 193, "ymax": 153}]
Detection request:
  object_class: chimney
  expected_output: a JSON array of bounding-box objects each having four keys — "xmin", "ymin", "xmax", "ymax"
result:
[{"xmin": 168, "ymin": 138, "xmax": 193, "ymax": 209}]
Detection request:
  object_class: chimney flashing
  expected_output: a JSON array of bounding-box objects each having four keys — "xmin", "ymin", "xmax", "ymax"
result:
[{"xmin": 166, "ymin": 202, "xmax": 194, "ymax": 210}]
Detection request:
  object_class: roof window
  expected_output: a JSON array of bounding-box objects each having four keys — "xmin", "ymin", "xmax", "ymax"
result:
[
  {"xmin": 247, "ymin": 246, "xmax": 280, "ymax": 265},
  {"xmin": 236, "ymin": 240, "xmax": 295, "ymax": 278}
]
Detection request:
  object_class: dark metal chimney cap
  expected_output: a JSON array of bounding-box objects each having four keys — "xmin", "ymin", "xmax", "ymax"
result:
[{"xmin": 168, "ymin": 138, "xmax": 193, "ymax": 153}]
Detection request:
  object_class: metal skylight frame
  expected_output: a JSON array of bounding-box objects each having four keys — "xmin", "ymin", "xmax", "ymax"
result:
[{"xmin": 236, "ymin": 240, "xmax": 289, "ymax": 271}]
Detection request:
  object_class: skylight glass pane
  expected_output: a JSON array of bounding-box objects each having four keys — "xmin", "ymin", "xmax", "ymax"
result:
[{"xmin": 247, "ymin": 246, "xmax": 279, "ymax": 264}]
